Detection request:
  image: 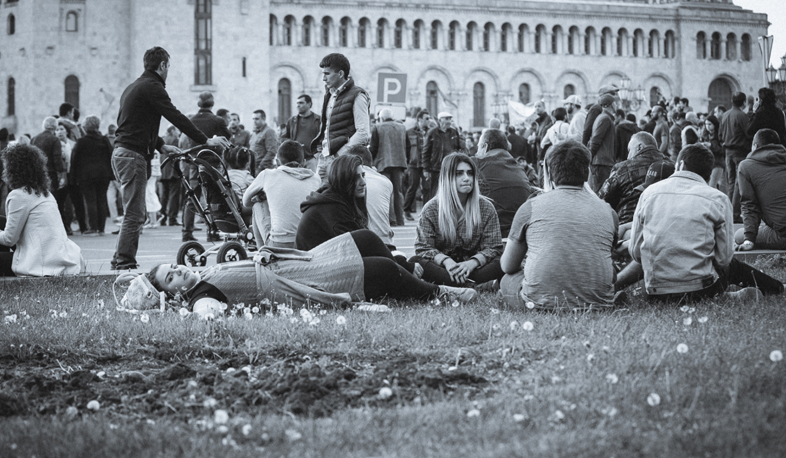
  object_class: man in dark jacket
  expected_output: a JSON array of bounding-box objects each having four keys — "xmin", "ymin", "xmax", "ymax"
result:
[
  {"xmin": 506, "ymin": 125, "xmax": 529, "ymax": 162},
  {"xmin": 31, "ymin": 117, "xmax": 65, "ymax": 193},
  {"xmin": 370, "ymin": 108, "xmax": 407, "ymax": 226},
  {"xmin": 583, "ymin": 85, "xmax": 619, "ymax": 146},
  {"xmin": 614, "ymin": 111, "xmax": 640, "ymax": 163},
  {"xmin": 719, "ymin": 91, "xmax": 750, "ymax": 223},
  {"xmin": 158, "ymin": 126, "xmax": 182, "ymax": 226},
  {"xmin": 599, "ymin": 132, "xmax": 669, "ymax": 225},
  {"xmin": 735, "ymin": 129, "xmax": 786, "ymax": 250},
  {"xmin": 588, "ymin": 94, "xmax": 616, "ymax": 192},
  {"xmin": 421, "ymin": 112, "xmax": 464, "ymax": 203},
  {"xmin": 746, "ymin": 87, "xmax": 786, "ymax": 148},
  {"xmin": 111, "ymin": 46, "xmax": 228, "ymax": 270},
  {"xmin": 403, "ymin": 110, "xmax": 430, "ymax": 220},
  {"xmin": 668, "ymin": 111, "xmax": 688, "ymax": 162},
  {"xmin": 281, "ymin": 94, "xmax": 321, "ymax": 172}
]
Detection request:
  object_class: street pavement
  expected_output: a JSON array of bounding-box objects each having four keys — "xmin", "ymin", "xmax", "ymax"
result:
[{"xmin": 72, "ymin": 218, "xmax": 419, "ymax": 276}]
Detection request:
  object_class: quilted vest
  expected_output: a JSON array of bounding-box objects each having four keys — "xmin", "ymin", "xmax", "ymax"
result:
[{"xmin": 313, "ymin": 78, "xmax": 367, "ymax": 155}]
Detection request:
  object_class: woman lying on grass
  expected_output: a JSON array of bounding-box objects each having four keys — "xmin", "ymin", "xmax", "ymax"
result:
[
  {"xmin": 0, "ymin": 143, "xmax": 84, "ymax": 276},
  {"xmin": 147, "ymin": 229, "xmax": 477, "ymax": 318}
]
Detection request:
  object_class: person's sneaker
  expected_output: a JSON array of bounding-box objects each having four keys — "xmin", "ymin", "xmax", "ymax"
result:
[
  {"xmin": 65, "ymin": 227, "xmax": 74, "ymax": 236},
  {"xmin": 182, "ymin": 232, "xmax": 197, "ymax": 242},
  {"xmin": 438, "ymin": 285, "xmax": 479, "ymax": 304},
  {"xmin": 111, "ymin": 229, "xmax": 120, "ymax": 235},
  {"xmin": 404, "ymin": 212, "xmax": 414, "ymax": 221},
  {"xmin": 168, "ymin": 220, "xmax": 181, "ymax": 226},
  {"xmin": 206, "ymin": 231, "xmax": 222, "ymax": 242},
  {"xmin": 728, "ymin": 287, "xmax": 763, "ymax": 302}
]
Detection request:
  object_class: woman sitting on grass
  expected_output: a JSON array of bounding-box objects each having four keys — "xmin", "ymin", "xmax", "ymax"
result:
[
  {"xmin": 411, "ymin": 152, "xmax": 504, "ymax": 288},
  {"xmin": 147, "ymin": 229, "xmax": 477, "ymax": 318},
  {"xmin": 0, "ymin": 144, "xmax": 84, "ymax": 277}
]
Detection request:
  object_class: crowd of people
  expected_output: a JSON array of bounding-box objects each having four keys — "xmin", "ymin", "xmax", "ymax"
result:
[{"xmin": 1, "ymin": 48, "xmax": 785, "ymax": 317}]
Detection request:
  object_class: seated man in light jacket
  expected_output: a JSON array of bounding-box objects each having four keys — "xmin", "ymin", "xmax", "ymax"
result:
[{"xmin": 629, "ymin": 144, "xmax": 783, "ymax": 303}]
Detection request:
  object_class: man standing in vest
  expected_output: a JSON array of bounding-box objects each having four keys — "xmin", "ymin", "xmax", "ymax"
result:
[{"xmin": 311, "ymin": 53, "xmax": 371, "ymax": 183}]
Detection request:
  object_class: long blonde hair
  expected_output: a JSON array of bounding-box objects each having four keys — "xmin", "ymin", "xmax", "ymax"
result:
[{"xmin": 437, "ymin": 153, "xmax": 480, "ymax": 245}]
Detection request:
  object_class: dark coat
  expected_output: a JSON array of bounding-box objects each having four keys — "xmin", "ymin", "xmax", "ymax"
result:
[
  {"xmin": 31, "ymin": 130, "xmax": 64, "ymax": 176},
  {"xmin": 507, "ymin": 132, "xmax": 529, "ymax": 161},
  {"xmin": 614, "ymin": 120, "xmax": 640, "ymax": 163},
  {"xmin": 475, "ymin": 149, "xmax": 533, "ymax": 238},
  {"xmin": 296, "ymin": 188, "xmax": 366, "ymax": 251},
  {"xmin": 281, "ymin": 112, "xmax": 321, "ymax": 160},
  {"xmin": 598, "ymin": 146, "xmax": 668, "ymax": 224},
  {"xmin": 422, "ymin": 127, "xmax": 464, "ymax": 172},
  {"xmin": 746, "ymin": 104, "xmax": 786, "ymax": 148},
  {"xmin": 738, "ymin": 143, "xmax": 786, "ymax": 242},
  {"xmin": 70, "ymin": 131, "xmax": 114, "ymax": 184}
]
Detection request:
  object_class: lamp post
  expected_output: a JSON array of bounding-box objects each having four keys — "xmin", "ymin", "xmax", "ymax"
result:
[
  {"xmin": 766, "ymin": 54, "xmax": 786, "ymax": 106},
  {"xmin": 617, "ymin": 77, "xmax": 646, "ymax": 112}
]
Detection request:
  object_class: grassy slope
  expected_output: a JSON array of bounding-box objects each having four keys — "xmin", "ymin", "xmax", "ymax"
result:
[{"xmin": 0, "ymin": 260, "xmax": 784, "ymax": 458}]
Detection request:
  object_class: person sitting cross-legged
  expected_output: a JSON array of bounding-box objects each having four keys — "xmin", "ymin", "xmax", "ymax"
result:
[
  {"xmin": 734, "ymin": 129, "xmax": 786, "ymax": 251},
  {"xmin": 629, "ymin": 144, "xmax": 784, "ymax": 303},
  {"xmin": 500, "ymin": 140, "xmax": 620, "ymax": 310}
]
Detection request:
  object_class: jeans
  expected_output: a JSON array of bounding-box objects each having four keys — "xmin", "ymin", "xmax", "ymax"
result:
[
  {"xmin": 708, "ymin": 166, "xmax": 728, "ymax": 195},
  {"xmin": 317, "ymin": 154, "xmax": 336, "ymax": 186},
  {"xmin": 423, "ymin": 171, "xmax": 439, "ymax": 204},
  {"xmin": 403, "ymin": 166, "xmax": 422, "ymax": 214},
  {"xmin": 106, "ymin": 180, "xmax": 123, "ymax": 220},
  {"xmin": 409, "ymin": 256, "xmax": 504, "ymax": 287},
  {"xmin": 381, "ymin": 167, "xmax": 405, "ymax": 225},
  {"xmin": 80, "ymin": 178, "xmax": 110, "ymax": 232},
  {"xmin": 111, "ymin": 147, "xmax": 147, "ymax": 268},
  {"xmin": 182, "ymin": 179, "xmax": 202, "ymax": 234},
  {"xmin": 158, "ymin": 178, "xmax": 182, "ymax": 224},
  {"xmin": 726, "ymin": 154, "xmax": 745, "ymax": 221}
]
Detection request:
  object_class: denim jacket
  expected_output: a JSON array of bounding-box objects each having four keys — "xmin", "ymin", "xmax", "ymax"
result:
[{"xmin": 629, "ymin": 171, "xmax": 734, "ymax": 295}]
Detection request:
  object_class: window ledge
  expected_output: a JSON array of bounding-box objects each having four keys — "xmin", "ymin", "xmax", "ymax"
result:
[{"xmin": 190, "ymin": 85, "xmax": 217, "ymax": 92}]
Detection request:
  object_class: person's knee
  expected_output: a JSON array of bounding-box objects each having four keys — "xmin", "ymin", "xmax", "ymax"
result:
[{"xmin": 734, "ymin": 228, "xmax": 745, "ymax": 245}]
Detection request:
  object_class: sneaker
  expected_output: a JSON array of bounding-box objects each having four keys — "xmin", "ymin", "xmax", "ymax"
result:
[
  {"xmin": 111, "ymin": 229, "xmax": 120, "ymax": 235},
  {"xmin": 728, "ymin": 287, "xmax": 763, "ymax": 302},
  {"xmin": 168, "ymin": 220, "xmax": 181, "ymax": 226},
  {"xmin": 438, "ymin": 285, "xmax": 479, "ymax": 304},
  {"xmin": 182, "ymin": 232, "xmax": 197, "ymax": 242}
]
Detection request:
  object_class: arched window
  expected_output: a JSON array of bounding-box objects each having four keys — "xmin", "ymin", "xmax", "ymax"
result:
[
  {"xmin": 726, "ymin": 33, "xmax": 737, "ymax": 60},
  {"xmin": 302, "ymin": 16, "xmax": 312, "ymax": 46},
  {"xmin": 413, "ymin": 20, "xmax": 423, "ymax": 50},
  {"xmin": 283, "ymin": 16, "xmax": 294, "ymax": 46},
  {"xmin": 6, "ymin": 77, "xmax": 15, "ymax": 116},
  {"xmin": 563, "ymin": 84, "xmax": 575, "ymax": 100},
  {"xmin": 708, "ymin": 78, "xmax": 733, "ymax": 113},
  {"xmin": 568, "ymin": 27, "xmax": 579, "ymax": 55},
  {"xmin": 449, "ymin": 21, "xmax": 459, "ymax": 51},
  {"xmin": 649, "ymin": 30, "xmax": 659, "ymax": 57},
  {"xmin": 483, "ymin": 23, "xmax": 493, "ymax": 52},
  {"xmin": 649, "ymin": 87, "xmax": 661, "ymax": 108},
  {"xmin": 552, "ymin": 26, "xmax": 562, "ymax": 54},
  {"xmin": 696, "ymin": 32, "xmax": 706, "ymax": 59},
  {"xmin": 278, "ymin": 78, "xmax": 291, "ymax": 124},
  {"xmin": 741, "ymin": 34, "xmax": 751, "ymax": 61},
  {"xmin": 65, "ymin": 11, "xmax": 78, "ymax": 32},
  {"xmin": 473, "ymin": 82, "xmax": 485, "ymax": 127},
  {"xmin": 339, "ymin": 17, "xmax": 349, "ymax": 47},
  {"xmin": 710, "ymin": 32, "xmax": 721, "ymax": 60},
  {"xmin": 7, "ymin": 13, "xmax": 14, "ymax": 35},
  {"xmin": 519, "ymin": 83, "xmax": 530, "ymax": 104},
  {"xmin": 617, "ymin": 28, "xmax": 628, "ymax": 56},
  {"xmin": 394, "ymin": 19, "xmax": 404, "ymax": 49},
  {"xmin": 665, "ymin": 30, "xmax": 675, "ymax": 59},
  {"xmin": 585, "ymin": 27, "xmax": 596, "ymax": 55},
  {"xmin": 65, "ymin": 75, "xmax": 80, "ymax": 109},
  {"xmin": 358, "ymin": 18, "xmax": 369, "ymax": 48},
  {"xmin": 270, "ymin": 15, "xmax": 277, "ymax": 45},
  {"xmin": 430, "ymin": 21, "xmax": 440, "ymax": 49},
  {"xmin": 195, "ymin": 0, "xmax": 212, "ymax": 85},
  {"xmin": 518, "ymin": 24, "xmax": 528, "ymax": 53},
  {"xmin": 501, "ymin": 23, "xmax": 511, "ymax": 52},
  {"xmin": 535, "ymin": 25, "xmax": 546, "ymax": 53},
  {"xmin": 633, "ymin": 29, "xmax": 645, "ymax": 57},
  {"xmin": 466, "ymin": 22, "xmax": 476, "ymax": 51},
  {"xmin": 601, "ymin": 28, "xmax": 612, "ymax": 56},
  {"xmin": 321, "ymin": 17, "xmax": 332, "ymax": 46},
  {"xmin": 377, "ymin": 18, "xmax": 387, "ymax": 48},
  {"xmin": 426, "ymin": 81, "xmax": 439, "ymax": 115}
]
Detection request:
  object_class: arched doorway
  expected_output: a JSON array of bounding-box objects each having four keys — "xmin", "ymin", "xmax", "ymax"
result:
[
  {"xmin": 278, "ymin": 78, "xmax": 291, "ymax": 124},
  {"xmin": 65, "ymin": 75, "xmax": 80, "ymax": 109},
  {"xmin": 708, "ymin": 78, "xmax": 732, "ymax": 113}
]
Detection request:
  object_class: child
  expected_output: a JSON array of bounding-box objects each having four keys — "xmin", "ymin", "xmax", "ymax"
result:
[{"xmin": 144, "ymin": 152, "xmax": 162, "ymax": 229}]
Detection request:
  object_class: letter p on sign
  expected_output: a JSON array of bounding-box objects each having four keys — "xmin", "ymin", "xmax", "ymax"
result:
[{"xmin": 377, "ymin": 72, "xmax": 407, "ymax": 104}]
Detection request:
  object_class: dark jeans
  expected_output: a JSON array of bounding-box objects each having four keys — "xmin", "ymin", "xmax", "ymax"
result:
[
  {"xmin": 55, "ymin": 183, "xmax": 88, "ymax": 233},
  {"xmin": 111, "ymin": 147, "xmax": 148, "ymax": 268},
  {"xmin": 159, "ymin": 178, "xmax": 182, "ymax": 224},
  {"xmin": 182, "ymin": 179, "xmax": 202, "ymax": 235},
  {"xmin": 382, "ymin": 167, "xmax": 405, "ymax": 225},
  {"xmin": 403, "ymin": 166, "xmax": 422, "ymax": 214},
  {"xmin": 80, "ymin": 178, "xmax": 110, "ymax": 232},
  {"xmin": 409, "ymin": 256, "xmax": 505, "ymax": 287},
  {"xmin": 647, "ymin": 258, "xmax": 784, "ymax": 303},
  {"xmin": 726, "ymin": 154, "xmax": 745, "ymax": 221},
  {"xmin": 423, "ymin": 171, "xmax": 439, "ymax": 204},
  {"xmin": 350, "ymin": 229, "xmax": 438, "ymax": 301},
  {"xmin": 0, "ymin": 216, "xmax": 13, "ymax": 276}
]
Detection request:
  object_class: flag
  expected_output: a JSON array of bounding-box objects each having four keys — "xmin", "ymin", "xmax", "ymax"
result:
[{"xmin": 507, "ymin": 100, "xmax": 537, "ymax": 126}]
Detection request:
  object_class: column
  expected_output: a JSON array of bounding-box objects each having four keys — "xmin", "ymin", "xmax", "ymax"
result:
[{"xmin": 720, "ymin": 38, "xmax": 727, "ymax": 60}]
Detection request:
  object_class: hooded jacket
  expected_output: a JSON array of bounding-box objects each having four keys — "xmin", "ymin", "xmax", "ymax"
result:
[
  {"xmin": 296, "ymin": 187, "xmax": 366, "ymax": 251},
  {"xmin": 614, "ymin": 120, "xmax": 640, "ymax": 163},
  {"xmin": 598, "ymin": 144, "xmax": 668, "ymax": 224},
  {"xmin": 746, "ymin": 104, "xmax": 786, "ymax": 148},
  {"xmin": 737, "ymin": 143, "xmax": 786, "ymax": 242}
]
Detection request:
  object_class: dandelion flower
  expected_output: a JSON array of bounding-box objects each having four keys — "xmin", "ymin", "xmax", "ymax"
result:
[
  {"xmin": 179, "ymin": 308, "xmax": 190, "ymax": 317},
  {"xmin": 513, "ymin": 413, "xmax": 526, "ymax": 423},
  {"xmin": 677, "ymin": 343, "xmax": 688, "ymax": 354},
  {"xmin": 688, "ymin": 307, "xmax": 695, "ymax": 314},
  {"xmin": 216, "ymin": 425, "xmax": 229, "ymax": 434},
  {"xmin": 97, "ymin": 299, "xmax": 104, "ymax": 309},
  {"xmin": 242, "ymin": 424, "xmax": 252, "ymax": 436},
  {"xmin": 606, "ymin": 373, "xmax": 619, "ymax": 384},
  {"xmin": 65, "ymin": 406, "xmax": 78, "ymax": 417},
  {"xmin": 552, "ymin": 410, "xmax": 565, "ymax": 421},
  {"xmin": 336, "ymin": 316, "xmax": 347, "ymax": 325},
  {"xmin": 698, "ymin": 316, "xmax": 708, "ymax": 323},
  {"xmin": 680, "ymin": 305, "xmax": 689, "ymax": 313},
  {"xmin": 290, "ymin": 317, "xmax": 298, "ymax": 324},
  {"xmin": 647, "ymin": 392, "xmax": 661, "ymax": 406},
  {"xmin": 251, "ymin": 306, "xmax": 259, "ymax": 314},
  {"xmin": 587, "ymin": 353, "xmax": 595, "ymax": 363},
  {"xmin": 522, "ymin": 321, "xmax": 534, "ymax": 332},
  {"xmin": 490, "ymin": 308, "xmax": 500, "ymax": 315},
  {"xmin": 523, "ymin": 394, "xmax": 534, "ymax": 401},
  {"xmin": 59, "ymin": 311, "xmax": 68, "ymax": 318},
  {"xmin": 509, "ymin": 321, "xmax": 519, "ymax": 331},
  {"xmin": 140, "ymin": 313, "xmax": 149, "ymax": 323},
  {"xmin": 309, "ymin": 317, "xmax": 320, "ymax": 326},
  {"xmin": 202, "ymin": 398, "xmax": 218, "ymax": 408},
  {"xmin": 770, "ymin": 350, "xmax": 783, "ymax": 362},
  {"xmin": 214, "ymin": 409, "xmax": 229, "ymax": 424},
  {"xmin": 319, "ymin": 309, "xmax": 327, "ymax": 315},
  {"xmin": 526, "ymin": 301, "xmax": 535, "ymax": 309},
  {"xmin": 431, "ymin": 298, "xmax": 441, "ymax": 306},
  {"xmin": 683, "ymin": 317, "xmax": 692, "ymax": 326},
  {"xmin": 467, "ymin": 409, "xmax": 481, "ymax": 418},
  {"xmin": 86, "ymin": 400, "xmax": 100, "ymax": 411},
  {"xmin": 285, "ymin": 429, "xmax": 302, "ymax": 442},
  {"xmin": 378, "ymin": 387, "xmax": 393, "ymax": 400},
  {"xmin": 451, "ymin": 300, "xmax": 460, "ymax": 308},
  {"xmin": 4, "ymin": 314, "xmax": 17, "ymax": 324}
]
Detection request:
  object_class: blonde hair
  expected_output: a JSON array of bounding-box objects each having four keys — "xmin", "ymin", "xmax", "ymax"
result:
[{"xmin": 437, "ymin": 153, "xmax": 480, "ymax": 246}]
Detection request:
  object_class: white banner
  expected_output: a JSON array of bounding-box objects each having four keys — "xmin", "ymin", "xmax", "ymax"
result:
[{"xmin": 507, "ymin": 100, "xmax": 537, "ymax": 126}]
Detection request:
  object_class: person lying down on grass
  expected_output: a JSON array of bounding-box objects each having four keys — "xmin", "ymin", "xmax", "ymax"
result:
[{"xmin": 145, "ymin": 230, "xmax": 478, "ymax": 319}]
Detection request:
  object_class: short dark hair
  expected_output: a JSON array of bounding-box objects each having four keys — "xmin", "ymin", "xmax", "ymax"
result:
[
  {"xmin": 677, "ymin": 144, "xmax": 714, "ymax": 182},
  {"xmin": 626, "ymin": 113, "xmax": 636, "ymax": 123},
  {"xmin": 344, "ymin": 144, "xmax": 373, "ymax": 167},
  {"xmin": 59, "ymin": 102, "xmax": 74, "ymax": 117},
  {"xmin": 253, "ymin": 109, "xmax": 266, "ymax": 120},
  {"xmin": 674, "ymin": 111, "xmax": 686, "ymax": 120},
  {"xmin": 216, "ymin": 108, "xmax": 229, "ymax": 119},
  {"xmin": 230, "ymin": 113, "xmax": 240, "ymax": 121},
  {"xmin": 416, "ymin": 109, "xmax": 430, "ymax": 120},
  {"xmin": 297, "ymin": 94, "xmax": 312, "ymax": 105},
  {"xmin": 143, "ymin": 46, "xmax": 170, "ymax": 72},
  {"xmin": 683, "ymin": 127, "xmax": 699, "ymax": 146},
  {"xmin": 552, "ymin": 107, "xmax": 567, "ymax": 121},
  {"xmin": 481, "ymin": 128, "xmax": 509, "ymax": 151},
  {"xmin": 753, "ymin": 128, "xmax": 781, "ymax": 147},
  {"xmin": 545, "ymin": 140, "xmax": 590, "ymax": 187},
  {"xmin": 319, "ymin": 53, "xmax": 351, "ymax": 79},
  {"xmin": 715, "ymin": 105, "xmax": 726, "ymax": 113},
  {"xmin": 225, "ymin": 146, "xmax": 250, "ymax": 170},
  {"xmin": 758, "ymin": 87, "xmax": 777, "ymax": 106},
  {"xmin": 680, "ymin": 98, "xmax": 689, "ymax": 105},
  {"xmin": 615, "ymin": 109, "xmax": 625, "ymax": 119},
  {"xmin": 732, "ymin": 92, "xmax": 746, "ymax": 108},
  {"xmin": 672, "ymin": 96, "xmax": 681, "ymax": 105},
  {"xmin": 277, "ymin": 140, "xmax": 305, "ymax": 165}
]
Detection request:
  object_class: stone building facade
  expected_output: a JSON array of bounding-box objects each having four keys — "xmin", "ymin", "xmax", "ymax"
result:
[{"xmin": 0, "ymin": 0, "xmax": 768, "ymax": 137}]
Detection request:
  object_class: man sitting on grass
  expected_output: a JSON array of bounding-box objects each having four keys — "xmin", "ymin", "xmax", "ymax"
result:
[
  {"xmin": 500, "ymin": 140, "xmax": 621, "ymax": 310},
  {"xmin": 629, "ymin": 144, "xmax": 784, "ymax": 303},
  {"xmin": 734, "ymin": 129, "xmax": 786, "ymax": 251}
]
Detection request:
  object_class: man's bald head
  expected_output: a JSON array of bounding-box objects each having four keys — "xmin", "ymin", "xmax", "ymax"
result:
[{"xmin": 627, "ymin": 131, "xmax": 658, "ymax": 159}]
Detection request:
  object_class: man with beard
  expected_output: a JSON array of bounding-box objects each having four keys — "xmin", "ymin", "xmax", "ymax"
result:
[{"xmin": 564, "ymin": 95, "xmax": 586, "ymax": 142}]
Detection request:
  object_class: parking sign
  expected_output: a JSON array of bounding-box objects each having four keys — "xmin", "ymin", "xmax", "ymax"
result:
[{"xmin": 377, "ymin": 72, "xmax": 407, "ymax": 104}]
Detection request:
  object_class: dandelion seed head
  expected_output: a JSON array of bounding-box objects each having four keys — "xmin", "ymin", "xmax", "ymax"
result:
[
  {"xmin": 513, "ymin": 413, "xmax": 526, "ymax": 422},
  {"xmin": 680, "ymin": 305, "xmax": 689, "ymax": 312},
  {"xmin": 683, "ymin": 317, "xmax": 692, "ymax": 326},
  {"xmin": 336, "ymin": 315, "xmax": 347, "ymax": 325},
  {"xmin": 647, "ymin": 392, "xmax": 661, "ymax": 406},
  {"xmin": 522, "ymin": 321, "xmax": 534, "ymax": 331},
  {"xmin": 586, "ymin": 353, "xmax": 595, "ymax": 363},
  {"xmin": 86, "ymin": 400, "xmax": 100, "ymax": 411},
  {"xmin": 526, "ymin": 301, "xmax": 535, "ymax": 309},
  {"xmin": 698, "ymin": 316, "xmax": 708, "ymax": 323},
  {"xmin": 140, "ymin": 313, "xmax": 149, "ymax": 323},
  {"xmin": 214, "ymin": 409, "xmax": 229, "ymax": 424},
  {"xmin": 677, "ymin": 343, "xmax": 689, "ymax": 353},
  {"xmin": 378, "ymin": 387, "xmax": 393, "ymax": 400},
  {"xmin": 467, "ymin": 408, "xmax": 481, "ymax": 418},
  {"xmin": 770, "ymin": 350, "xmax": 783, "ymax": 362},
  {"xmin": 490, "ymin": 308, "xmax": 500, "ymax": 315},
  {"xmin": 606, "ymin": 373, "xmax": 619, "ymax": 384},
  {"xmin": 509, "ymin": 321, "xmax": 519, "ymax": 331},
  {"xmin": 242, "ymin": 424, "xmax": 252, "ymax": 436}
]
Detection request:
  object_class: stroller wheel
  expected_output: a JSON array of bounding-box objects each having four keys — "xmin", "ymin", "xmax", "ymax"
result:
[
  {"xmin": 177, "ymin": 241, "xmax": 207, "ymax": 267},
  {"xmin": 216, "ymin": 241, "xmax": 247, "ymax": 264}
]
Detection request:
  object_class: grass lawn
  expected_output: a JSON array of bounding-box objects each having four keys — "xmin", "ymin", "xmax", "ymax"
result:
[{"xmin": 1, "ymin": 256, "xmax": 785, "ymax": 457}]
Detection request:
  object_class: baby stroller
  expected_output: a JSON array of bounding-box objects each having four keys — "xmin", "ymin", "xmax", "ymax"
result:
[{"xmin": 161, "ymin": 144, "xmax": 256, "ymax": 267}]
